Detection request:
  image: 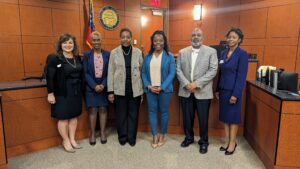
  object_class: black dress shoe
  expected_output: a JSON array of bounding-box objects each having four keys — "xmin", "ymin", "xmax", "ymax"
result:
[
  {"xmin": 199, "ymin": 145, "xmax": 208, "ymax": 154},
  {"xmin": 129, "ymin": 142, "xmax": 136, "ymax": 147},
  {"xmin": 219, "ymin": 146, "xmax": 228, "ymax": 151},
  {"xmin": 180, "ymin": 139, "xmax": 194, "ymax": 147},
  {"xmin": 225, "ymin": 143, "xmax": 237, "ymax": 155},
  {"xmin": 119, "ymin": 140, "xmax": 126, "ymax": 146},
  {"xmin": 100, "ymin": 139, "xmax": 107, "ymax": 144},
  {"xmin": 89, "ymin": 141, "xmax": 96, "ymax": 146}
]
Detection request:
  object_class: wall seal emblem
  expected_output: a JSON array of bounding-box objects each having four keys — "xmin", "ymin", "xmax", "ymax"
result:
[{"xmin": 99, "ymin": 6, "xmax": 120, "ymax": 30}]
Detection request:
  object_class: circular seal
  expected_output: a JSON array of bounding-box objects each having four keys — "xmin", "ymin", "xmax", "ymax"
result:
[{"xmin": 99, "ymin": 6, "xmax": 120, "ymax": 30}]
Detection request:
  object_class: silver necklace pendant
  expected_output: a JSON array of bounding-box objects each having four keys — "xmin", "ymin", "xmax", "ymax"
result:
[
  {"xmin": 65, "ymin": 57, "xmax": 76, "ymax": 68},
  {"xmin": 122, "ymin": 45, "xmax": 132, "ymax": 56}
]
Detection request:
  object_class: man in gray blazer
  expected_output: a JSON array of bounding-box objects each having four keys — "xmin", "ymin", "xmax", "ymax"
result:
[{"xmin": 176, "ymin": 28, "xmax": 218, "ymax": 154}]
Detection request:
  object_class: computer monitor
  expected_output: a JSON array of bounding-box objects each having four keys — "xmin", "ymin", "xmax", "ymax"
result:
[
  {"xmin": 210, "ymin": 45, "xmax": 226, "ymax": 59},
  {"xmin": 278, "ymin": 71, "xmax": 298, "ymax": 93}
]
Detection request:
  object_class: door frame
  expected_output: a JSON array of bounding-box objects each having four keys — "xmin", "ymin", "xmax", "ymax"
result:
[{"xmin": 140, "ymin": 6, "xmax": 169, "ymax": 51}]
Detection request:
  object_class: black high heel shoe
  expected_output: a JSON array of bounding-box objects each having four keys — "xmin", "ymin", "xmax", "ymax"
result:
[
  {"xmin": 89, "ymin": 141, "xmax": 96, "ymax": 146},
  {"xmin": 219, "ymin": 146, "xmax": 228, "ymax": 151},
  {"xmin": 225, "ymin": 143, "xmax": 237, "ymax": 155},
  {"xmin": 89, "ymin": 136, "xmax": 96, "ymax": 146},
  {"xmin": 100, "ymin": 134, "xmax": 107, "ymax": 144}
]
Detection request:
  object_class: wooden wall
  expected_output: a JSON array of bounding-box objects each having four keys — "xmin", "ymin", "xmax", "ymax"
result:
[
  {"xmin": 170, "ymin": 0, "xmax": 300, "ymax": 76},
  {"xmin": 0, "ymin": 0, "xmax": 168, "ymax": 82},
  {"xmin": 0, "ymin": 96, "xmax": 7, "ymax": 169}
]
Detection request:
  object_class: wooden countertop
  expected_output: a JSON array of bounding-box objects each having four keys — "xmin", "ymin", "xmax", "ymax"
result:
[
  {"xmin": 0, "ymin": 80, "xmax": 46, "ymax": 91},
  {"xmin": 247, "ymin": 80, "xmax": 300, "ymax": 101}
]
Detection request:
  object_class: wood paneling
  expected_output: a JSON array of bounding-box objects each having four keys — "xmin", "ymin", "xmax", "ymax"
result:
[
  {"xmin": 0, "ymin": 3, "xmax": 20, "ymax": 36},
  {"xmin": 1, "ymin": 88, "xmax": 47, "ymax": 102},
  {"xmin": 248, "ymin": 83, "xmax": 281, "ymax": 112},
  {"xmin": 201, "ymin": 15, "xmax": 217, "ymax": 41},
  {"xmin": 245, "ymin": 82, "xmax": 300, "ymax": 169},
  {"xmin": 102, "ymin": 0, "xmax": 124, "ymax": 10},
  {"xmin": 23, "ymin": 43, "xmax": 53, "ymax": 74},
  {"xmin": 3, "ymin": 98, "xmax": 59, "ymax": 146},
  {"xmin": 18, "ymin": 0, "xmax": 79, "ymax": 9},
  {"xmin": 216, "ymin": 12, "xmax": 240, "ymax": 39},
  {"xmin": 125, "ymin": 14, "xmax": 141, "ymax": 47},
  {"xmin": 168, "ymin": 93, "xmax": 180, "ymax": 126},
  {"xmin": 1, "ymin": 88, "xmax": 90, "ymax": 157},
  {"xmin": 241, "ymin": 0, "xmax": 263, "ymax": 3},
  {"xmin": 240, "ymin": 8, "xmax": 267, "ymax": 38},
  {"xmin": 245, "ymin": 93, "xmax": 280, "ymax": 164},
  {"xmin": 264, "ymin": 46, "xmax": 297, "ymax": 71},
  {"xmin": 266, "ymin": 4, "xmax": 300, "ymax": 38},
  {"xmin": 19, "ymin": 5, "xmax": 53, "ymax": 36},
  {"xmin": 52, "ymin": 9, "xmax": 81, "ymax": 37},
  {"xmin": 245, "ymin": 83, "xmax": 281, "ymax": 168},
  {"xmin": 218, "ymin": 0, "xmax": 241, "ymax": 7},
  {"xmin": 169, "ymin": 1, "xmax": 193, "ymax": 21},
  {"xmin": 282, "ymin": 101, "xmax": 300, "ymax": 115},
  {"xmin": 0, "ymin": 43, "xmax": 24, "ymax": 81},
  {"xmin": 125, "ymin": 0, "xmax": 140, "ymax": 11},
  {"xmin": 0, "ymin": 0, "xmax": 18, "ymax": 4},
  {"xmin": 0, "ymin": 99, "xmax": 7, "ymax": 168},
  {"xmin": 276, "ymin": 113, "xmax": 300, "ymax": 167},
  {"xmin": 141, "ymin": 9, "xmax": 164, "ymax": 54},
  {"xmin": 247, "ymin": 61, "xmax": 258, "ymax": 80}
]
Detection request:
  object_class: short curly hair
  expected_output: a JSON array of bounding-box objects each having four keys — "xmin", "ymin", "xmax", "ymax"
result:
[{"xmin": 226, "ymin": 28, "xmax": 244, "ymax": 45}]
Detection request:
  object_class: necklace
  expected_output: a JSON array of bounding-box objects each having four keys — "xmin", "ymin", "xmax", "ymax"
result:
[
  {"xmin": 65, "ymin": 57, "xmax": 77, "ymax": 68},
  {"xmin": 122, "ymin": 45, "xmax": 132, "ymax": 56}
]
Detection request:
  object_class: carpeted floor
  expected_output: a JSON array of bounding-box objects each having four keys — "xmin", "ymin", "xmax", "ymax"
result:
[{"xmin": 8, "ymin": 130, "xmax": 265, "ymax": 169}]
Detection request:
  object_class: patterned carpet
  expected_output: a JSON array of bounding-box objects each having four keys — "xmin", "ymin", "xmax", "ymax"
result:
[{"xmin": 8, "ymin": 130, "xmax": 265, "ymax": 169}]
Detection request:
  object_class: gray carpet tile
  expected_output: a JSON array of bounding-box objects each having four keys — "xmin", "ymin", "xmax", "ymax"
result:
[{"xmin": 8, "ymin": 130, "xmax": 265, "ymax": 169}]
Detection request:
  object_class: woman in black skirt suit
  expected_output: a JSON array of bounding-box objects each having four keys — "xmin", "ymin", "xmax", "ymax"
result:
[
  {"xmin": 46, "ymin": 33, "xmax": 83, "ymax": 153},
  {"xmin": 83, "ymin": 31, "xmax": 110, "ymax": 145}
]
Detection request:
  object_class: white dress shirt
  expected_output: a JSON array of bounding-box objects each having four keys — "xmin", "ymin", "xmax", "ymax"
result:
[{"xmin": 191, "ymin": 48, "xmax": 200, "ymax": 81}]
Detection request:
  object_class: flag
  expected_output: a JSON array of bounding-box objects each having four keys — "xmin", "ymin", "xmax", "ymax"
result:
[
  {"xmin": 151, "ymin": 0, "xmax": 160, "ymax": 7},
  {"xmin": 86, "ymin": 0, "xmax": 95, "ymax": 48}
]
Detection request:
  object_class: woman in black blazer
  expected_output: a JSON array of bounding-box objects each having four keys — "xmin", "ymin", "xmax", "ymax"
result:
[
  {"xmin": 83, "ymin": 31, "xmax": 110, "ymax": 145},
  {"xmin": 46, "ymin": 33, "xmax": 83, "ymax": 153}
]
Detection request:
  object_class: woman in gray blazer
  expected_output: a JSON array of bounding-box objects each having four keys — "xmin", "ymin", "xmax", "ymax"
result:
[{"xmin": 107, "ymin": 28, "xmax": 143, "ymax": 146}]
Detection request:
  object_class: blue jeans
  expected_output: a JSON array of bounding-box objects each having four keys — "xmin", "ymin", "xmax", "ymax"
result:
[{"xmin": 146, "ymin": 92, "xmax": 172, "ymax": 136}]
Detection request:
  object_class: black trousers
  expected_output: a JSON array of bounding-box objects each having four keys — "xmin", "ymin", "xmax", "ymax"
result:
[
  {"xmin": 180, "ymin": 94, "xmax": 211, "ymax": 146},
  {"xmin": 115, "ymin": 94, "xmax": 141, "ymax": 144}
]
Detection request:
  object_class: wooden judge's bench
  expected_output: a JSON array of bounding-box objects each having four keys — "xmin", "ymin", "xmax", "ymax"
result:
[{"xmin": 245, "ymin": 81, "xmax": 300, "ymax": 169}]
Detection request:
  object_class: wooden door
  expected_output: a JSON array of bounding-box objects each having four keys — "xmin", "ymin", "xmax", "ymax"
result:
[{"xmin": 140, "ymin": 9, "xmax": 164, "ymax": 56}]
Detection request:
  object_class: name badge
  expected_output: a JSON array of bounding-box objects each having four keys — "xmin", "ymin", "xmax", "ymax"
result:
[
  {"xmin": 57, "ymin": 64, "xmax": 62, "ymax": 68},
  {"xmin": 219, "ymin": 60, "xmax": 224, "ymax": 64}
]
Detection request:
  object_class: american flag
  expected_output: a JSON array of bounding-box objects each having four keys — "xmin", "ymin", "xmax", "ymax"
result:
[{"xmin": 86, "ymin": 0, "xmax": 95, "ymax": 48}]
